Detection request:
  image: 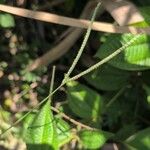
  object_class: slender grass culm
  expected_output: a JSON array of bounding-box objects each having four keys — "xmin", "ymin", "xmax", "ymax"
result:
[
  {"xmin": 0, "ymin": 1, "xmax": 101, "ymax": 138},
  {"xmin": 0, "ymin": 1, "xmax": 141, "ymax": 138},
  {"xmin": 62, "ymin": 2, "xmax": 101, "ymax": 84}
]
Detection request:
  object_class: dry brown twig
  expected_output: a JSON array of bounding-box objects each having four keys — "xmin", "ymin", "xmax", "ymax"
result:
[
  {"xmin": 0, "ymin": 1, "xmax": 149, "ymax": 71},
  {"xmin": 26, "ymin": 0, "xmax": 103, "ymax": 71},
  {"xmin": 48, "ymin": 66, "xmax": 94, "ymax": 131},
  {"xmin": 0, "ymin": 3, "xmax": 149, "ymax": 34},
  {"xmin": 51, "ymin": 106, "xmax": 95, "ymax": 130}
]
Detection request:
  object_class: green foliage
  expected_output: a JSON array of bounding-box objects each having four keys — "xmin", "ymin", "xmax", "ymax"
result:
[
  {"xmin": 85, "ymin": 64, "xmax": 129, "ymax": 91},
  {"xmin": 55, "ymin": 117, "xmax": 73, "ymax": 147},
  {"xmin": 23, "ymin": 101, "xmax": 58, "ymax": 150},
  {"xmin": 22, "ymin": 71, "xmax": 40, "ymax": 82},
  {"xmin": 96, "ymin": 33, "xmax": 150, "ymax": 70},
  {"xmin": 125, "ymin": 128, "xmax": 150, "ymax": 150},
  {"xmin": 0, "ymin": 0, "xmax": 5, "ymax": 4},
  {"xmin": 104, "ymin": 86, "xmax": 147, "ymax": 128},
  {"xmin": 0, "ymin": 13, "xmax": 15, "ymax": 28},
  {"xmin": 67, "ymin": 81, "xmax": 103, "ymax": 121},
  {"xmin": 1, "ymin": 2, "xmax": 150, "ymax": 150},
  {"xmin": 79, "ymin": 130, "xmax": 113, "ymax": 149},
  {"xmin": 96, "ymin": 7, "xmax": 150, "ymax": 71},
  {"xmin": 114, "ymin": 124, "xmax": 139, "ymax": 141}
]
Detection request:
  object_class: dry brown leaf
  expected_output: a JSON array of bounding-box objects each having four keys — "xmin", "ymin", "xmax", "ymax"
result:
[{"xmin": 102, "ymin": 0, "xmax": 144, "ymax": 26}]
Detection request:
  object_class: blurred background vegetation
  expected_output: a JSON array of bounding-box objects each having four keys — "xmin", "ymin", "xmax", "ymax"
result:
[{"xmin": 0, "ymin": 0, "xmax": 150, "ymax": 150}]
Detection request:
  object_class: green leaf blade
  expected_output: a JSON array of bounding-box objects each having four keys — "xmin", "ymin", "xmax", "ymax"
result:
[
  {"xmin": 67, "ymin": 81, "xmax": 103, "ymax": 121},
  {"xmin": 125, "ymin": 128, "xmax": 150, "ymax": 150},
  {"xmin": 24, "ymin": 101, "xmax": 58, "ymax": 150},
  {"xmin": 79, "ymin": 130, "xmax": 113, "ymax": 149},
  {"xmin": 96, "ymin": 34, "xmax": 150, "ymax": 71},
  {"xmin": 55, "ymin": 117, "xmax": 73, "ymax": 147},
  {"xmin": 85, "ymin": 65, "xmax": 129, "ymax": 91}
]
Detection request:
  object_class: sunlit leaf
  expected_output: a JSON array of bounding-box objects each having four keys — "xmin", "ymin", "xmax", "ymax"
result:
[
  {"xmin": 79, "ymin": 130, "xmax": 113, "ymax": 149},
  {"xmin": 0, "ymin": 13, "xmax": 15, "ymax": 28},
  {"xmin": 23, "ymin": 101, "xmax": 58, "ymax": 150},
  {"xmin": 96, "ymin": 33, "xmax": 150, "ymax": 71},
  {"xmin": 67, "ymin": 81, "xmax": 103, "ymax": 121},
  {"xmin": 55, "ymin": 117, "xmax": 73, "ymax": 147},
  {"xmin": 96, "ymin": 7, "xmax": 150, "ymax": 71}
]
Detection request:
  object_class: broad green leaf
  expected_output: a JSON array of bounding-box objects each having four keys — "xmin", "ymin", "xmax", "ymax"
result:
[
  {"xmin": 24, "ymin": 101, "xmax": 58, "ymax": 150},
  {"xmin": 96, "ymin": 7, "xmax": 150, "ymax": 71},
  {"xmin": 0, "ymin": 13, "xmax": 15, "ymax": 28},
  {"xmin": 125, "ymin": 128, "xmax": 150, "ymax": 150},
  {"xmin": 79, "ymin": 130, "xmax": 113, "ymax": 149},
  {"xmin": 22, "ymin": 112, "xmax": 36, "ymax": 137},
  {"xmin": 85, "ymin": 65, "xmax": 129, "ymax": 91},
  {"xmin": 55, "ymin": 117, "xmax": 73, "ymax": 147},
  {"xmin": 96, "ymin": 33, "xmax": 150, "ymax": 71},
  {"xmin": 67, "ymin": 81, "xmax": 103, "ymax": 121},
  {"xmin": 103, "ymin": 86, "xmax": 142, "ymax": 127}
]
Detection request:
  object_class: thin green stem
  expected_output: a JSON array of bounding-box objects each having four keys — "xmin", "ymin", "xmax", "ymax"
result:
[
  {"xmin": 106, "ymin": 87, "xmax": 126, "ymax": 108},
  {"xmin": 51, "ymin": 106, "xmax": 96, "ymax": 130},
  {"xmin": 68, "ymin": 34, "xmax": 141, "ymax": 82},
  {"xmin": 49, "ymin": 66, "xmax": 56, "ymax": 100},
  {"xmin": 0, "ymin": 3, "xmax": 101, "ymax": 136},
  {"xmin": 62, "ymin": 2, "xmax": 101, "ymax": 84},
  {"xmin": 0, "ymin": 7, "xmax": 141, "ymax": 137},
  {"xmin": 0, "ymin": 34, "xmax": 140, "ymax": 137},
  {"xmin": 0, "ymin": 83, "xmax": 63, "ymax": 138}
]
